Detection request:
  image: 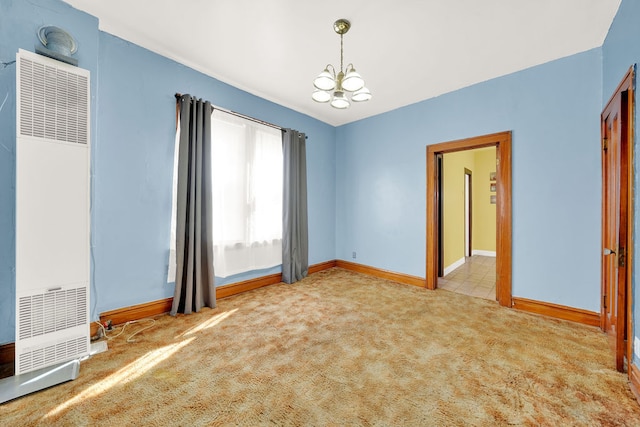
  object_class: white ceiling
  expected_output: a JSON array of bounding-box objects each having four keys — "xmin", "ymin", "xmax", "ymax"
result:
[{"xmin": 62, "ymin": 0, "xmax": 621, "ymax": 126}]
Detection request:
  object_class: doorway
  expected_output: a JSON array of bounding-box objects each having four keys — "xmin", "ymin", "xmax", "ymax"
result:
[
  {"xmin": 437, "ymin": 154, "xmax": 495, "ymax": 301},
  {"xmin": 426, "ymin": 131, "xmax": 512, "ymax": 307},
  {"xmin": 601, "ymin": 67, "xmax": 634, "ymax": 373}
]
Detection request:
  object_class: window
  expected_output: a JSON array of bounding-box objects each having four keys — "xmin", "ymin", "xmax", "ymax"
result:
[
  {"xmin": 168, "ymin": 109, "xmax": 283, "ymax": 282},
  {"xmin": 210, "ymin": 110, "xmax": 283, "ymax": 278}
]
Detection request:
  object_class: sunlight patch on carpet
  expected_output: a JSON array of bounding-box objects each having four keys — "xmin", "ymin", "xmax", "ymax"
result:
[
  {"xmin": 180, "ymin": 308, "xmax": 238, "ymax": 338},
  {"xmin": 44, "ymin": 337, "xmax": 194, "ymax": 418}
]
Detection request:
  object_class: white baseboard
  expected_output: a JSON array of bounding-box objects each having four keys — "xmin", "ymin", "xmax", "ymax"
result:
[
  {"xmin": 444, "ymin": 257, "xmax": 465, "ymax": 276},
  {"xmin": 472, "ymin": 250, "xmax": 496, "ymax": 257}
]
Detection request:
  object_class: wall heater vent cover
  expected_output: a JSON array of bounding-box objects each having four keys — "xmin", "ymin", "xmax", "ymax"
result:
[
  {"xmin": 18, "ymin": 54, "xmax": 88, "ymax": 144},
  {"xmin": 18, "ymin": 287, "xmax": 87, "ymax": 341},
  {"xmin": 15, "ymin": 49, "xmax": 91, "ymax": 376},
  {"xmin": 17, "ymin": 336, "xmax": 88, "ymax": 374}
]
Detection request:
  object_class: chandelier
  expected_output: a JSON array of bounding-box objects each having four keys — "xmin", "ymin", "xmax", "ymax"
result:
[{"xmin": 312, "ymin": 19, "xmax": 371, "ymax": 109}]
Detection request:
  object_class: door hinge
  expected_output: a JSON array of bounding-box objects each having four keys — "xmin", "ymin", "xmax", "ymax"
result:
[
  {"xmin": 619, "ymin": 246, "xmax": 626, "ymax": 267},
  {"xmin": 603, "ymin": 293, "xmax": 607, "ymax": 309},
  {"xmin": 603, "ymin": 137, "xmax": 608, "ymax": 151}
]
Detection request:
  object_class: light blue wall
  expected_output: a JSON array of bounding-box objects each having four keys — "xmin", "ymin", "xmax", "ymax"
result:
[
  {"xmin": 0, "ymin": 0, "xmax": 336, "ymax": 344},
  {"xmin": 602, "ymin": 0, "xmax": 640, "ymax": 365},
  {"xmin": 336, "ymin": 48, "xmax": 603, "ymax": 312},
  {"xmin": 94, "ymin": 32, "xmax": 335, "ymax": 315},
  {"xmin": 0, "ymin": 0, "xmax": 100, "ymax": 344}
]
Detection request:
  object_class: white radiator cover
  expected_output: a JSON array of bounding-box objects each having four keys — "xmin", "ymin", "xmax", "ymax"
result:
[{"xmin": 15, "ymin": 49, "xmax": 90, "ymax": 375}]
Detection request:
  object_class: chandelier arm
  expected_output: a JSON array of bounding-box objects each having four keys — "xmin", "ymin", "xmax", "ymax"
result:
[{"xmin": 326, "ymin": 64, "xmax": 336, "ymax": 78}]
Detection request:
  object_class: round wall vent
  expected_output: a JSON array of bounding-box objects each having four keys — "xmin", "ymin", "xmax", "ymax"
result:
[{"xmin": 38, "ymin": 26, "xmax": 77, "ymax": 57}]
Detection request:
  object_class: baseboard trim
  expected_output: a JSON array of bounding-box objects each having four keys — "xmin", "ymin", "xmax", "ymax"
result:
[
  {"xmin": 0, "ymin": 342, "xmax": 15, "ymax": 365},
  {"xmin": 630, "ymin": 363, "xmax": 640, "ymax": 405},
  {"xmin": 309, "ymin": 260, "xmax": 337, "ymax": 274},
  {"xmin": 99, "ymin": 297, "xmax": 174, "ymax": 328},
  {"xmin": 443, "ymin": 257, "xmax": 465, "ymax": 276},
  {"xmin": 511, "ymin": 297, "xmax": 600, "ymax": 327},
  {"xmin": 472, "ymin": 250, "xmax": 496, "ymax": 257},
  {"xmin": 216, "ymin": 272, "xmax": 282, "ymax": 299},
  {"xmin": 216, "ymin": 260, "xmax": 337, "ymax": 298},
  {"xmin": 336, "ymin": 260, "xmax": 426, "ymax": 288},
  {"xmin": 90, "ymin": 322, "xmax": 100, "ymax": 338}
]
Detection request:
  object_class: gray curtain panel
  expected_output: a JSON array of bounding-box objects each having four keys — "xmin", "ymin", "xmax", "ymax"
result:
[
  {"xmin": 282, "ymin": 128, "xmax": 309, "ymax": 284},
  {"xmin": 170, "ymin": 95, "xmax": 216, "ymax": 315}
]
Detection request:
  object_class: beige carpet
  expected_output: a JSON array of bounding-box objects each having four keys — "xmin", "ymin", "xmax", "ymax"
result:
[{"xmin": 2, "ymin": 268, "xmax": 640, "ymax": 426}]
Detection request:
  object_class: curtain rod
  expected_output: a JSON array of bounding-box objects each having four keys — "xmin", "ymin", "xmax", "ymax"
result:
[{"xmin": 175, "ymin": 93, "xmax": 282, "ymax": 131}]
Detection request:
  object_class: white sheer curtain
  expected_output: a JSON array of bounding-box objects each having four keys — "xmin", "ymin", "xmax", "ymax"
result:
[
  {"xmin": 167, "ymin": 121, "xmax": 180, "ymax": 283},
  {"xmin": 210, "ymin": 110, "xmax": 283, "ymax": 278}
]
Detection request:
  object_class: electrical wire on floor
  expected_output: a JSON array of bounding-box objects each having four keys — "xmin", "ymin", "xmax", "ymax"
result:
[{"xmin": 94, "ymin": 318, "xmax": 156, "ymax": 343}]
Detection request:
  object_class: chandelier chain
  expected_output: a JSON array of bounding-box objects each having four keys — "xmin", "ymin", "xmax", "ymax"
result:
[{"xmin": 340, "ymin": 34, "xmax": 344, "ymax": 74}]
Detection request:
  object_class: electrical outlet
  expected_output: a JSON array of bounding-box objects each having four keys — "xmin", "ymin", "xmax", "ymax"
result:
[{"xmin": 352, "ymin": 251, "xmax": 357, "ymax": 259}]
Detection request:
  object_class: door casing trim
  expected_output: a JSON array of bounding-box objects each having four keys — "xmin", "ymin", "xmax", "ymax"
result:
[
  {"xmin": 426, "ymin": 131, "xmax": 512, "ymax": 307},
  {"xmin": 601, "ymin": 66, "xmax": 635, "ymax": 373}
]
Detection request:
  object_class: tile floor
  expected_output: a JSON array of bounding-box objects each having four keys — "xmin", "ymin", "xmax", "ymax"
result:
[{"xmin": 437, "ymin": 255, "xmax": 496, "ymax": 301}]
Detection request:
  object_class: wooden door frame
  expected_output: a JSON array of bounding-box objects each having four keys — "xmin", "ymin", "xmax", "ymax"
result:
[
  {"xmin": 601, "ymin": 66, "xmax": 634, "ymax": 372},
  {"xmin": 464, "ymin": 168, "xmax": 473, "ymax": 258},
  {"xmin": 426, "ymin": 131, "xmax": 512, "ymax": 307},
  {"xmin": 436, "ymin": 154, "xmax": 444, "ymax": 277}
]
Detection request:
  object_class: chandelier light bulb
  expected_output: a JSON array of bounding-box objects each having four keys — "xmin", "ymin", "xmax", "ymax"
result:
[
  {"xmin": 331, "ymin": 91, "xmax": 350, "ymax": 109},
  {"xmin": 342, "ymin": 67, "xmax": 364, "ymax": 92},
  {"xmin": 352, "ymin": 86, "xmax": 372, "ymax": 102},
  {"xmin": 312, "ymin": 89, "xmax": 331, "ymax": 103},
  {"xmin": 313, "ymin": 68, "xmax": 336, "ymax": 91}
]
